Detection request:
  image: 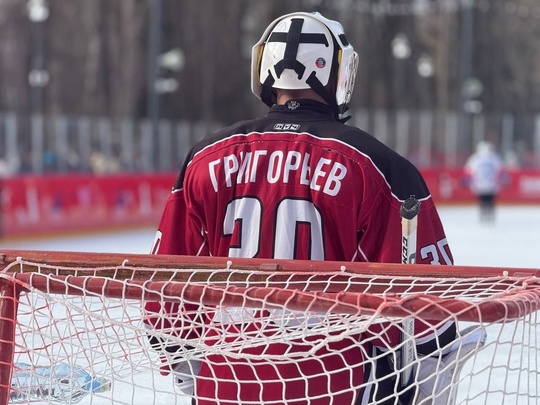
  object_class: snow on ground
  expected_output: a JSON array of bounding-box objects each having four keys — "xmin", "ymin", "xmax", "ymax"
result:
[{"xmin": 1, "ymin": 205, "xmax": 538, "ymax": 404}]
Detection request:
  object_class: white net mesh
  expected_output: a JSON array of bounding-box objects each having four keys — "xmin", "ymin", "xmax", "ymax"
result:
[{"xmin": 1, "ymin": 255, "xmax": 539, "ymax": 404}]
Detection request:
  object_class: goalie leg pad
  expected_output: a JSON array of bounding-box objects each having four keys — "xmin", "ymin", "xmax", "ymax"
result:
[
  {"xmin": 172, "ymin": 359, "xmax": 202, "ymax": 396},
  {"xmin": 414, "ymin": 326, "xmax": 487, "ymax": 405}
]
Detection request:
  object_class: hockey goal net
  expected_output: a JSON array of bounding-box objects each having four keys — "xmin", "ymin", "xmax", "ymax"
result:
[{"xmin": 0, "ymin": 249, "xmax": 539, "ymax": 405}]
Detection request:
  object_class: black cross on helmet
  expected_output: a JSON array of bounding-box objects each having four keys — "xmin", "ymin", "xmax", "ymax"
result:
[{"xmin": 251, "ymin": 12, "xmax": 358, "ymax": 118}]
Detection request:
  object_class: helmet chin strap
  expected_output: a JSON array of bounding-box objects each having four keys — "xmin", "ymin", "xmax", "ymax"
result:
[
  {"xmin": 305, "ymin": 71, "xmax": 339, "ymax": 115},
  {"xmin": 305, "ymin": 72, "xmax": 352, "ymax": 123},
  {"xmin": 261, "ymin": 73, "xmax": 276, "ymax": 108}
]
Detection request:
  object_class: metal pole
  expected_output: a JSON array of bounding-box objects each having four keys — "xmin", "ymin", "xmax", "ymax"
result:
[
  {"xmin": 27, "ymin": 0, "xmax": 49, "ymax": 174},
  {"xmin": 0, "ymin": 278, "xmax": 21, "ymax": 405},
  {"xmin": 458, "ymin": 0, "xmax": 475, "ymax": 159},
  {"xmin": 147, "ymin": 0, "xmax": 162, "ymax": 171}
]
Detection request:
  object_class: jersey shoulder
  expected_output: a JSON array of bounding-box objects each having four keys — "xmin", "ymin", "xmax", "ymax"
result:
[
  {"xmin": 330, "ymin": 125, "xmax": 431, "ymax": 200},
  {"xmin": 180, "ymin": 115, "xmax": 429, "ymax": 201}
]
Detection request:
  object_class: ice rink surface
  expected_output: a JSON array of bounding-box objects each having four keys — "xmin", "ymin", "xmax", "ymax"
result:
[
  {"xmin": 1, "ymin": 204, "xmax": 538, "ymax": 404},
  {"xmin": 3, "ymin": 204, "xmax": 538, "ymax": 269}
]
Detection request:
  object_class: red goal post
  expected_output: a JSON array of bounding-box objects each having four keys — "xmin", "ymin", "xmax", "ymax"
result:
[{"xmin": 0, "ymin": 249, "xmax": 539, "ymax": 404}]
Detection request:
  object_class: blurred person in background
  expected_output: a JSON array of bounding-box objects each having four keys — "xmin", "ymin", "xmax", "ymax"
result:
[{"xmin": 463, "ymin": 141, "xmax": 508, "ymax": 223}]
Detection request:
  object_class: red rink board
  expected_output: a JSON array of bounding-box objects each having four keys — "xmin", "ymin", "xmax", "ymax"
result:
[
  {"xmin": 2, "ymin": 168, "xmax": 540, "ymax": 238},
  {"xmin": 422, "ymin": 168, "xmax": 540, "ymax": 205},
  {"xmin": 0, "ymin": 173, "xmax": 174, "ymax": 238}
]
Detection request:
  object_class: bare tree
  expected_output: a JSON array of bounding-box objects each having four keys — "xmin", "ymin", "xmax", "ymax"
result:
[
  {"xmin": 0, "ymin": 1, "xmax": 32, "ymax": 112},
  {"xmin": 0, "ymin": 0, "xmax": 540, "ymax": 128}
]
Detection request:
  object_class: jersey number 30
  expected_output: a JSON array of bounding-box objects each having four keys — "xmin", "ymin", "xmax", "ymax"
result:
[{"xmin": 224, "ymin": 197, "xmax": 325, "ymax": 260}]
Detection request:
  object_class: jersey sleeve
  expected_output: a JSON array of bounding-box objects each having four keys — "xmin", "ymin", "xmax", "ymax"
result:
[
  {"xmin": 359, "ymin": 170, "xmax": 456, "ymax": 363},
  {"xmin": 355, "ymin": 178, "xmax": 453, "ymax": 266},
  {"xmin": 152, "ymin": 187, "xmax": 209, "ymax": 256},
  {"xmin": 144, "ymin": 175, "xmax": 211, "ymax": 356}
]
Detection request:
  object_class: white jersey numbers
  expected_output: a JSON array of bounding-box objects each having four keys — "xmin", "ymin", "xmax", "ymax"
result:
[
  {"xmin": 224, "ymin": 197, "xmax": 325, "ymax": 260},
  {"xmin": 224, "ymin": 197, "xmax": 262, "ymax": 258},
  {"xmin": 419, "ymin": 237, "xmax": 452, "ymax": 265},
  {"xmin": 274, "ymin": 199, "xmax": 324, "ymax": 260}
]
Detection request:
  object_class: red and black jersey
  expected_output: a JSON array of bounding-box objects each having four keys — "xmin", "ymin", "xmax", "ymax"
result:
[
  {"xmin": 147, "ymin": 100, "xmax": 455, "ymax": 405},
  {"xmin": 155, "ymin": 100, "xmax": 452, "ymax": 266}
]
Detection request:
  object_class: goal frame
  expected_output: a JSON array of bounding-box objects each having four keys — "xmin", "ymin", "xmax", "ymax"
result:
[{"xmin": 1, "ymin": 249, "xmax": 540, "ymax": 405}]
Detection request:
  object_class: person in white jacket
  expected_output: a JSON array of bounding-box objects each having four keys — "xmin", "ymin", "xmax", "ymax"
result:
[{"xmin": 464, "ymin": 141, "xmax": 508, "ymax": 222}]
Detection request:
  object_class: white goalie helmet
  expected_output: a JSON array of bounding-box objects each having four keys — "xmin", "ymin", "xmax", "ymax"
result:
[{"xmin": 251, "ymin": 12, "xmax": 358, "ymax": 115}]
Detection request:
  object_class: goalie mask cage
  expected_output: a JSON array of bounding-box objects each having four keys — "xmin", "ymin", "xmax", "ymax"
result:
[{"xmin": 0, "ymin": 250, "xmax": 538, "ymax": 405}]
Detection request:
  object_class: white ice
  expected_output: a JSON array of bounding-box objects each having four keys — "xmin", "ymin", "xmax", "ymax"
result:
[
  {"xmin": 2, "ymin": 205, "xmax": 538, "ymax": 404},
  {"xmin": 3, "ymin": 205, "xmax": 538, "ymax": 269}
]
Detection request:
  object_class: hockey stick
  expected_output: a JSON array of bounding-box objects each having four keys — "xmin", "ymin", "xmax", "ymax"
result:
[{"xmin": 399, "ymin": 196, "xmax": 421, "ymax": 404}]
